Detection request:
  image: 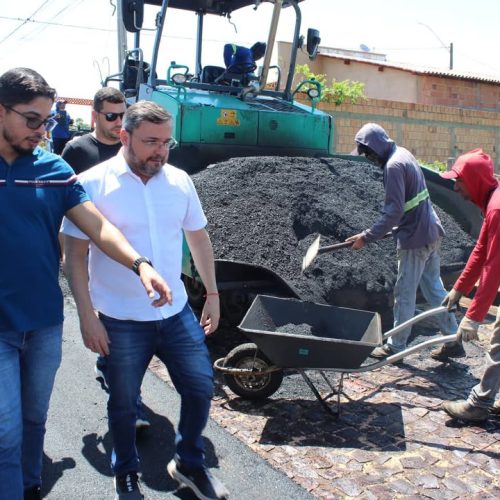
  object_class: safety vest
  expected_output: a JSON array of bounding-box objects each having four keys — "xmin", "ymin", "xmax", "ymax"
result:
[{"xmin": 404, "ymin": 188, "xmax": 429, "ymax": 213}]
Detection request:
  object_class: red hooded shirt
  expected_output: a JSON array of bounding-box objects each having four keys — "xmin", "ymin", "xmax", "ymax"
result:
[{"xmin": 445, "ymin": 149, "xmax": 500, "ymax": 321}]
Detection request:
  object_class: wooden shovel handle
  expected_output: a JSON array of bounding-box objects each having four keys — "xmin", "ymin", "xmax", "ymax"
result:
[{"xmin": 317, "ymin": 231, "xmax": 393, "ymax": 255}]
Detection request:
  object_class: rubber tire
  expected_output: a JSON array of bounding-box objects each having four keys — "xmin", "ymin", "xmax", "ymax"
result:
[
  {"xmin": 223, "ymin": 343, "xmax": 283, "ymax": 400},
  {"xmin": 181, "ymin": 274, "xmax": 205, "ymax": 309}
]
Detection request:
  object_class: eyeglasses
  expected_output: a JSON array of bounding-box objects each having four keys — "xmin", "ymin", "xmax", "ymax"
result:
[
  {"xmin": 4, "ymin": 105, "xmax": 57, "ymax": 131},
  {"xmin": 140, "ymin": 138, "xmax": 178, "ymax": 150},
  {"xmin": 97, "ymin": 111, "xmax": 125, "ymax": 122}
]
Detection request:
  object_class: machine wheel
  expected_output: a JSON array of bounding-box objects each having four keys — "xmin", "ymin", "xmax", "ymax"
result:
[
  {"xmin": 223, "ymin": 343, "xmax": 283, "ymax": 399},
  {"xmin": 220, "ymin": 290, "xmax": 250, "ymax": 325},
  {"xmin": 182, "ymin": 274, "xmax": 205, "ymax": 309}
]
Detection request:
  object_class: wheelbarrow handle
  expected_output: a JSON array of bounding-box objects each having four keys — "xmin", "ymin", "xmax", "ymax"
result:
[{"xmin": 382, "ymin": 305, "xmax": 456, "ymax": 341}]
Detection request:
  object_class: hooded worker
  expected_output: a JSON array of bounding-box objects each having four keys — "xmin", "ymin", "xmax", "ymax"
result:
[
  {"xmin": 439, "ymin": 149, "xmax": 500, "ymax": 422},
  {"xmin": 346, "ymin": 123, "xmax": 459, "ymax": 359}
]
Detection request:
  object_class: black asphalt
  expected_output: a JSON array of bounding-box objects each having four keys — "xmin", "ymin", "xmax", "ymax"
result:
[{"xmin": 42, "ymin": 299, "xmax": 312, "ymax": 500}]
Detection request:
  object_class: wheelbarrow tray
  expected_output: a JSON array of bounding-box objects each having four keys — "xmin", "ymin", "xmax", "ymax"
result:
[{"xmin": 238, "ymin": 295, "xmax": 382, "ymax": 370}]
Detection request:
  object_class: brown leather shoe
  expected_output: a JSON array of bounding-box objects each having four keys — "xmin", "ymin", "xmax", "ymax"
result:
[
  {"xmin": 430, "ymin": 340, "xmax": 465, "ymax": 361},
  {"xmin": 442, "ymin": 400, "xmax": 489, "ymax": 422}
]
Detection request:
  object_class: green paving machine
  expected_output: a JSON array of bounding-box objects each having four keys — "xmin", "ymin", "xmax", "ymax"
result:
[
  {"xmin": 111, "ymin": 0, "xmax": 333, "ymax": 173},
  {"xmin": 107, "ymin": 1, "xmax": 482, "ymax": 325}
]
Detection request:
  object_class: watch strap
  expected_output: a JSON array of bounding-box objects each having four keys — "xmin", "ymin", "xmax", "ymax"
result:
[{"xmin": 132, "ymin": 256, "xmax": 152, "ymax": 275}]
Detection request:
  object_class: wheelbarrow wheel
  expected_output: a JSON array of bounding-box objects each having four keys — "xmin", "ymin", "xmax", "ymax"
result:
[{"xmin": 223, "ymin": 343, "xmax": 283, "ymax": 399}]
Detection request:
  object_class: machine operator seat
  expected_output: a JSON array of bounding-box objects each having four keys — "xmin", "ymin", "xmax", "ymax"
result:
[{"xmin": 200, "ymin": 65, "xmax": 226, "ymax": 84}]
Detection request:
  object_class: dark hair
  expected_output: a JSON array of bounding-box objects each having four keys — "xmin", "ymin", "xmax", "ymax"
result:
[
  {"xmin": 0, "ymin": 67, "xmax": 56, "ymax": 107},
  {"xmin": 93, "ymin": 87, "xmax": 126, "ymax": 112},
  {"xmin": 250, "ymin": 42, "xmax": 266, "ymax": 61},
  {"xmin": 123, "ymin": 100, "xmax": 172, "ymax": 133}
]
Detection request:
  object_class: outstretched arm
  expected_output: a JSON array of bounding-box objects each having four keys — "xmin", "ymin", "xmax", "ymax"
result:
[{"xmin": 66, "ymin": 201, "xmax": 172, "ymax": 306}]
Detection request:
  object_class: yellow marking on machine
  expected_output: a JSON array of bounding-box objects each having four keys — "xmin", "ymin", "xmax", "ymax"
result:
[{"xmin": 217, "ymin": 109, "xmax": 240, "ymax": 126}]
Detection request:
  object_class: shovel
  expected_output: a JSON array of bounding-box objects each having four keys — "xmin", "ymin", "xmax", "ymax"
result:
[{"xmin": 302, "ymin": 231, "xmax": 393, "ymax": 272}]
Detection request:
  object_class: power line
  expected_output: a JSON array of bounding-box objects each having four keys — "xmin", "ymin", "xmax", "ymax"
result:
[
  {"xmin": 0, "ymin": 14, "xmax": 116, "ymax": 38},
  {"xmin": 0, "ymin": 1, "xmax": 51, "ymax": 45},
  {"xmin": 19, "ymin": 0, "xmax": 84, "ymax": 41}
]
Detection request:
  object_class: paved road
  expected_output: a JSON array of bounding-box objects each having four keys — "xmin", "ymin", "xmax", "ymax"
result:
[{"xmin": 42, "ymin": 299, "xmax": 311, "ymax": 499}]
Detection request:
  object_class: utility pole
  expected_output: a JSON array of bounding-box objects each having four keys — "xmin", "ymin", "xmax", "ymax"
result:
[
  {"xmin": 116, "ymin": 0, "xmax": 128, "ymax": 73},
  {"xmin": 418, "ymin": 22, "xmax": 453, "ymax": 70}
]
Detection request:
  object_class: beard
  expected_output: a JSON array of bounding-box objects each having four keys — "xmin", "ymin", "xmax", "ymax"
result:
[
  {"xmin": 127, "ymin": 142, "xmax": 167, "ymax": 179},
  {"xmin": 3, "ymin": 128, "xmax": 41, "ymax": 156},
  {"xmin": 102, "ymin": 126, "xmax": 121, "ymax": 143}
]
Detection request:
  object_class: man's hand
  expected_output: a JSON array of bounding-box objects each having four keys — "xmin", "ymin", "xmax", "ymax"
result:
[
  {"xmin": 138, "ymin": 263, "xmax": 173, "ymax": 307},
  {"xmin": 200, "ymin": 295, "xmax": 220, "ymax": 336},
  {"xmin": 345, "ymin": 233, "xmax": 366, "ymax": 250},
  {"xmin": 80, "ymin": 311, "xmax": 111, "ymax": 356},
  {"xmin": 457, "ymin": 316, "xmax": 481, "ymax": 342},
  {"xmin": 442, "ymin": 288, "xmax": 462, "ymax": 310}
]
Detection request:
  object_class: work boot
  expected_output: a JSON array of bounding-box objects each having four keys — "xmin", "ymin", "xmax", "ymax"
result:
[
  {"xmin": 489, "ymin": 401, "xmax": 500, "ymax": 415},
  {"xmin": 370, "ymin": 344, "xmax": 394, "ymax": 359},
  {"xmin": 430, "ymin": 340, "xmax": 466, "ymax": 361},
  {"xmin": 441, "ymin": 400, "xmax": 490, "ymax": 422}
]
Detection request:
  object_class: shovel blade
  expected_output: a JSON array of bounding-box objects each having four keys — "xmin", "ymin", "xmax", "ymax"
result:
[{"xmin": 302, "ymin": 235, "xmax": 320, "ymax": 272}]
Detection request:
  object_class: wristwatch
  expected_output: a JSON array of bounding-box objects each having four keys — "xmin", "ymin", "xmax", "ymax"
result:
[{"xmin": 132, "ymin": 256, "xmax": 153, "ymax": 275}]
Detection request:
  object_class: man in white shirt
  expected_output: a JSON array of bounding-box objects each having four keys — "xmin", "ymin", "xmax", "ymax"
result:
[{"xmin": 62, "ymin": 101, "xmax": 227, "ymax": 500}]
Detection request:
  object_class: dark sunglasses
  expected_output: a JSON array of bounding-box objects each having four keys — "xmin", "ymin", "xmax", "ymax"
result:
[
  {"xmin": 4, "ymin": 105, "xmax": 57, "ymax": 131},
  {"xmin": 98, "ymin": 111, "xmax": 125, "ymax": 122}
]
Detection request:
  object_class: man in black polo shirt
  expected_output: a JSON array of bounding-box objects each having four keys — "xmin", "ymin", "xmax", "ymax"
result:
[{"xmin": 62, "ymin": 87, "xmax": 125, "ymax": 174}]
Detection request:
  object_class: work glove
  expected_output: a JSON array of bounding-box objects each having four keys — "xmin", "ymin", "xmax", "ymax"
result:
[
  {"xmin": 456, "ymin": 316, "xmax": 481, "ymax": 342},
  {"xmin": 441, "ymin": 288, "xmax": 462, "ymax": 310}
]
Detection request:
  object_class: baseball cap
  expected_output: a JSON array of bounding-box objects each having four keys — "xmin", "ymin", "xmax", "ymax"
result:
[
  {"xmin": 440, "ymin": 168, "xmax": 459, "ymax": 180},
  {"xmin": 440, "ymin": 149, "xmax": 492, "ymax": 180}
]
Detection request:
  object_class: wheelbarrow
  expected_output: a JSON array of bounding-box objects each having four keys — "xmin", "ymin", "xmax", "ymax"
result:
[{"xmin": 214, "ymin": 295, "xmax": 457, "ymax": 416}]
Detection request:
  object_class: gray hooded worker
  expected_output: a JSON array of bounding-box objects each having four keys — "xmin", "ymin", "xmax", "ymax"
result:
[{"xmin": 345, "ymin": 123, "xmax": 459, "ymax": 359}]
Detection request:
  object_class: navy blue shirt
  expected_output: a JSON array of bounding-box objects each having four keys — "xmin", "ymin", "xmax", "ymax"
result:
[
  {"xmin": 0, "ymin": 147, "xmax": 89, "ymax": 331},
  {"xmin": 223, "ymin": 44, "xmax": 253, "ymax": 70}
]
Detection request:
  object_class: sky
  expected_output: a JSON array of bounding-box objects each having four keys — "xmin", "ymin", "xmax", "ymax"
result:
[{"xmin": 1, "ymin": 0, "xmax": 499, "ymax": 122}]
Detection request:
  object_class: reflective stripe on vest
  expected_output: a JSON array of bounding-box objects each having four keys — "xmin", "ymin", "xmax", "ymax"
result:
[{"xmin": 404, "ymin": 188, "xmax": 429, "ymax": 213}]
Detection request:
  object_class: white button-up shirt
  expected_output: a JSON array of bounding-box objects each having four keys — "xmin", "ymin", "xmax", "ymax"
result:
[{"xmin": 61, "ymin": 151, "xmax": 207, "ymax": 321}]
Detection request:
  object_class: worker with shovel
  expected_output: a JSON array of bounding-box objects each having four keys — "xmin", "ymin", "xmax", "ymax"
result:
[
  {"xmin": 439, "ymin": 149, "xmax": 500, "ymax": 422},
  {"xmin": 345, "ymin": 123, "xmax": 460, "ymax": 359}
]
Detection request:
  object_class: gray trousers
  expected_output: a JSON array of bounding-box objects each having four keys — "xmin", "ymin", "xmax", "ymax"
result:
[{"xmin": 469, "ymin": 306, "xmax": 500, "ymax": 408}]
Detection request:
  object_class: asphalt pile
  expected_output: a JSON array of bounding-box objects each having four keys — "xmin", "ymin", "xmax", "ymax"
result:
[{"xmin": 193, "ymin": 156, "xmax": 475, "ymax": 311}]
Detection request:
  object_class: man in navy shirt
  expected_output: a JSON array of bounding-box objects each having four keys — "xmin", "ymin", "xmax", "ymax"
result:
[
  {"xmin": 0, "ymin": 67, "xmax": 171, "ymax": 500},
  {"xmin": 223, "ymin": 41, "xmax": 266, "ymax": 75}
]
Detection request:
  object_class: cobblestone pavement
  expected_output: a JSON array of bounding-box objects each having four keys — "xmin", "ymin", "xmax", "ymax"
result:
[{"xmin": 149, "ymin": 310, "xmax": 500, "ymax": 499}]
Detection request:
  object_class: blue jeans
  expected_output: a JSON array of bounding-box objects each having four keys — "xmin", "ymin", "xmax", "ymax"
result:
[
  {"xmin": 0, "ymin": 323, "xmax": 62, "ymax": 500},
  {"xmin": 95, "ymin": 355, "xmax": 146, "ymax": 421},
  {"xmin": 99, "ymin": 303, "xmax": 213, "ymax": 475},
  {"xmin": 388, "ymin": 238, "xmax": 458, "ymax": 352}
]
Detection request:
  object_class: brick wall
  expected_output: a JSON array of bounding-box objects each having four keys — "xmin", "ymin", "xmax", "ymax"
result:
[
  {"xmin": 317, "ymin": 97, "xmax": 500, "ymax": 173},
  {"xmin": 418, "ymin": 76, "xmax": 500, "ymax": 111}
]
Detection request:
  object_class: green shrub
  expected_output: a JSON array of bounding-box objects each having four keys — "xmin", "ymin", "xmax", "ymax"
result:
[
  {"xmin": 295, "ymin": 64, "xmax": 366, "ymax": 105},
  {"xmin": 418, "ymin": 160, "xmax": 447, "ymax": 173}
]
